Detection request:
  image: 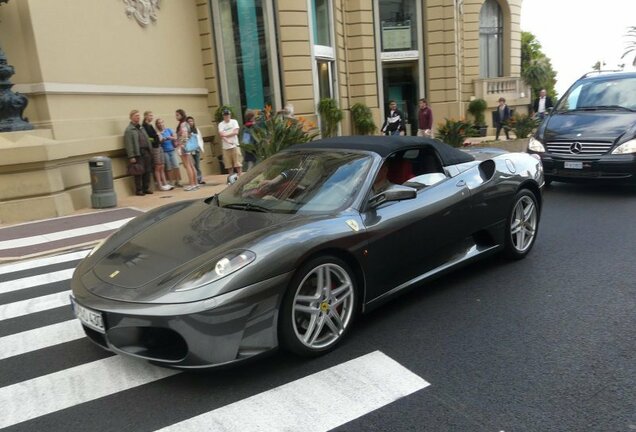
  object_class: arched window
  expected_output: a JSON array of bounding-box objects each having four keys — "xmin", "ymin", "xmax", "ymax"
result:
[{"xmin": 479, "ymin": 0, "xmax": 503, "ymax": 78}]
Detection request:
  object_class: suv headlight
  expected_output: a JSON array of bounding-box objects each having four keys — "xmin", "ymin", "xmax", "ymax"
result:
[
  {"xmin": 528, "ymin": 137, "xmax": 545, "ymax": 153},
  {"xmin": 174, "ymin": 250, "xmax": 256, "ymax": 292},
  {"xmin": 611, "ymin": 139, "xmax": 636, "ymax": 154}
]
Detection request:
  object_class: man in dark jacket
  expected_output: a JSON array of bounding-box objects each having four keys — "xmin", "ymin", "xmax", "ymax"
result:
[
  {"xmin": 124, "ymin": 110, "xmax": 153, "ymax": 196},
  {"xmin": 495, "ymin": 97, "xmax": 511, "ymax": 140},
  {"xmin": 533, "ymin": 89, "xmax": 554, "ymax": 119},
  {"xmin": 381, "ymin": 100, "xmax": 405, "ymax": 136}
]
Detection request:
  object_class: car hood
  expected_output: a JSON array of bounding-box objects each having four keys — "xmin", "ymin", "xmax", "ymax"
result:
[
  {"xmin": 541, "ymin": 111, "xmax": 636, "ymax": 143},
  {"xmin": 87, "ymin": 200, "xmax": 295, "ymax": 293}
]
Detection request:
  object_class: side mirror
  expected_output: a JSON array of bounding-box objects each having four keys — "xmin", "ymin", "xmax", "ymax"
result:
[{"xmin": 368, "ymin": 185, "xmax": 416, "ymax": 208}]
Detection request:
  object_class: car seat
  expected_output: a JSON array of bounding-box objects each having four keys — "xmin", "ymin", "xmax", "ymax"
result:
[{"xmin": 387, "ymin": 159, "xmax": 414, "ymax": 184}]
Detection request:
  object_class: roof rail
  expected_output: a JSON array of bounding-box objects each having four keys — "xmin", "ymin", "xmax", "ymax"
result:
[{"xmin": 580, "ymin": 70, "xmax": 626, "ymax": 79}]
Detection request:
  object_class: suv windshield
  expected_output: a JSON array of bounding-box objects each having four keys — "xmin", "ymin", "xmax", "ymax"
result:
[
  {"xmin": 555, "ymin": 75, "xmax": 636, "ymax": 112},
  {"xmin": 218, "ymin": 150, "xmax": 373, "ymax": 214}
]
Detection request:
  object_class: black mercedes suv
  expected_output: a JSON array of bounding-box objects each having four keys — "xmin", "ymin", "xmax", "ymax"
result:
[{"xmin": 528, "ymin": 71, "xmax": 636, "ymax": 184}]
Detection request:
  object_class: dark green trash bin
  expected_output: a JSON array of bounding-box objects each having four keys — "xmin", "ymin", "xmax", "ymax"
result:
[{"xmin": 89, "ymin": 156, "xmax": 117, "ymax": 208}]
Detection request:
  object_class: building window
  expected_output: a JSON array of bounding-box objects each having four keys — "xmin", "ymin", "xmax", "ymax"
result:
[
  {"xmin": 317, "ymin": 60, "xmax": 333, "ymax": 99},
  {"xmin": 212, "ymin": 0, "xmax": 279, "ymax": 121},
  {"xmin": 312, "ymin": 0, "xmax": 331, "ymax": 47},
  {"xmin": 379, "ymin": 0, "xmax": 417, "ymax": 53},
  {"xmin": 311, "ymin": 0, "xmax": 335, "ymax": 102},
  {"xmin": 479, "ymin": 0, "xmax": 503, "ymax": 78}
]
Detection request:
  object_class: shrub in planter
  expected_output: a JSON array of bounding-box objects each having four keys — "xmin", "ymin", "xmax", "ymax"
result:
[
  {"xmin": 317, "ymin": 98, "xmax": 343, "ymax": 138},
  {"xmin": 507, "ymin": 113, "xmax": 540, "ymax": 139},
  {"xmin": 467, "ymin": 98, "xmax": 488, "ymax": 136},
  {"xmin": 435, "ymin": 118, "xmax": 478, "ymax": 147},
  {"xmin": 350, "ymin": 102, "xmax": 377, "ymax": 135},
  {"xmin": 241, "ymin": 105, "xmax": 319, "ymax": 160}
]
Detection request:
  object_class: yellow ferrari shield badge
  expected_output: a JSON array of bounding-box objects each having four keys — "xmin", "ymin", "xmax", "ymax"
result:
[{"xmin": 345, "ymin": 219, "xmax": 359, "ymax": 232}]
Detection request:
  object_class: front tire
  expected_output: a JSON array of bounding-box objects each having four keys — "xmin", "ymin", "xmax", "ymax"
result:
[
  {"xmin": 279, "ymin": 256, "xmax": 358, "ymax": 357},
  {"xmin": 503, "ymin": 189, "xmax": 539, "ymax": 260}
]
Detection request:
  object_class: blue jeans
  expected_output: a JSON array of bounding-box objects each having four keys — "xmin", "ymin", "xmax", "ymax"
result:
[{"xmin": 191, "ymin": 150, "xmax": 202, "ymax": 182}]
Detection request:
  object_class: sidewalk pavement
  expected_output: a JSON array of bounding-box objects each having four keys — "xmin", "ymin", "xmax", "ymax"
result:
[{"xmin": 0, "ymin": 174, "xmax": 229, "ymax": 263}]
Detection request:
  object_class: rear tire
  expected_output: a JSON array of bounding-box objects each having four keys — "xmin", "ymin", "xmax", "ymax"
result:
[
  {"xmin": 279, "ymin": 256, "xmax": 358, "ymax": 357},
  {"xmin": 503, "ymin": 189, "xmax": 539, "ymax": 260}
]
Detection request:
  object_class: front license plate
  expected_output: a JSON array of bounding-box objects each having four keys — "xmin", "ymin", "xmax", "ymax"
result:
[
  {"xmin": 564, "ymin": 161, "xmax": 583, "ymax": 169},
  {"xmin": 71, "ymin": 296, "xmax": 105, "ymax": 333}
]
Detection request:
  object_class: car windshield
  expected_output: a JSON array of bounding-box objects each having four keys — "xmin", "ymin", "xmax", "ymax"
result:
[
  {"xmin": 555, "ymin": 75, "xmax": 636, "ymax": 112},
  {"xmin": 218, "ymin": 150, "xmax": 374, "ymax": 214}
]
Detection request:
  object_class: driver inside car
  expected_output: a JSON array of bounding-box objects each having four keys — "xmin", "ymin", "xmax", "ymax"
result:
[{"xmin": 372, "ymin": 162, "xmax": 395, "ymax": 194}]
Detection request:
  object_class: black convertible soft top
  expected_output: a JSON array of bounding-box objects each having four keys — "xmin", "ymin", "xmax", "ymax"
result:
[{"xmin": 291, "ymin": 136, "xmax": 475, "ymax": 166}]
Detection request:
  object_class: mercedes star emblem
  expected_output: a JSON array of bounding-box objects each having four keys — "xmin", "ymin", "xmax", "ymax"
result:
[{"xmin": 570, "ymin": 142, "xmax": 582, "ymax": 154}]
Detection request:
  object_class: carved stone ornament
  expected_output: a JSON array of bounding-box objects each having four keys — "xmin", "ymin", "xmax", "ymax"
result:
[
  {"xmin": 123, "ymin": 0, "xmax": 160, "ymax": 27},
  {"xmin": 0, "ymin": 0, "xmax": 33, "ymax": 132}
]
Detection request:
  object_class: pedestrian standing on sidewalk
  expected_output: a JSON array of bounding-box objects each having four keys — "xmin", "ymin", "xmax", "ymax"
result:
[
  {"xmin": 532, "ymin": 89, "xmax": 554, "ymax": 120},
  {"xmin": 143, "ymin": 111, "xmax": 172, "ymax": 191},
  {"xmin": 218, "ymin": 109, "xmax": 242, "ymax": 179},
  {"xmin": 494, "ymin": 97, "xmax": 511, "ymax": 140},
  {"xmin": 186, "ymin": 116, "xmax": 206, "ymax": 185},
  {"xmin": 381, "ymin": 100, "xmax": 405, "ymax": 136},
  {"xmin": 416, "ymin": 99, "xmax": 433, "ymax": 137},
  {"xmin": 242, "ymin": 109, "xmax": 257, "ymax": 171},
  {"xmin": 124, "ymin": 110, "xmax": 153, "ymax": 196},
  {"xmin": 156, "ymin": 118, "xmax": 182, "ymax": 188},
  {"xmin": 175, "ymin": 109, "xmax": 199, "ymax": 191}
]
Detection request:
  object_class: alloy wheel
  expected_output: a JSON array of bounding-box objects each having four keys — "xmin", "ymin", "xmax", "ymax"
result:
[
  {"xmin": 510, "ymin": 195, "xmax": 538, "ymax": 253},
  {"xmin": 291, "ymin": 263, "xmax": 355, "ymax": 350}
]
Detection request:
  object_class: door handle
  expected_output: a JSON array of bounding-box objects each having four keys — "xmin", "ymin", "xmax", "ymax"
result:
[{"xmin": 456, "ymin": 179, "xmax": 466, "ymax": 187}]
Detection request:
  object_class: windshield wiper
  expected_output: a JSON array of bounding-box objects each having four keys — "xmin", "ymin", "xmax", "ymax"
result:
[
  {"xmin": 222, "ymin": 202, "xmax": 271, "ymax": 213},
  {"xmin": 576, "ymin": 105, "xmax": 635, "ymax": 112}
]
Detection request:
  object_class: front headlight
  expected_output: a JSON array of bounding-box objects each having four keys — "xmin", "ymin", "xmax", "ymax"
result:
[
  {"xmin": 528, "ymin": 136, "xmax": 545, "ymax": 153},
  {"xmin": 611, "ymin": 139, "xmax": 636, "ymax": 154},
  {"xmin": 173, "ymin": 250, "xmax": 256, "ymax": 292}
]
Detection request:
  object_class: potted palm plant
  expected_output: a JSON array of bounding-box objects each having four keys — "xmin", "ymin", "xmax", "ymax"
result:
[{"xmin": 467, "ymin": 98, "xmax": 488, "ymax": 137}]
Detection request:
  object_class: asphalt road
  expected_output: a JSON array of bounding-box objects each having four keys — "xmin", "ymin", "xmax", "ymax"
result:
[{"xmin": 1, "ymin": 182, "xmax": 635, "ymax": 431}]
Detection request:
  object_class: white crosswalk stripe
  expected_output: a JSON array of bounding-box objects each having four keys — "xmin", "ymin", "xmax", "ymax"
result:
[
  {"xmin": 0, "ymin": 320, "xmax": 85, "ymax": 360},
  {"xmin": 0, "ymin": 356, "xmax": 180, "ymax": 429},
  {"xmin": 0, "ymin": 290, "xmax": 70, "ymax": 321},
  {"xmin": 0, "ymin": 218, "xmax": 133, "ymax": 250},
  {"xmin": 0, "ymin": 249, "xmax": 89, "ymax": 275},
  {"xmin": 0, "ymin": 252, "xmax": 431, "ymax": 431},
  {"xmin": 156, "ymin": 351, "xmax": 430, "ymax": 432},
  {"xmin": 0, "ymin": 268, "xmax": 74, "ymax": 295}
]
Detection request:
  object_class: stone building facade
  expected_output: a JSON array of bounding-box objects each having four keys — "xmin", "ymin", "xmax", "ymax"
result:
[{"xmin": 0, "ymin": 0, "xmax": 527, "ymax": 224}]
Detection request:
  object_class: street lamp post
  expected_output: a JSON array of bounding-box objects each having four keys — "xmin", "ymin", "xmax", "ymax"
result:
[{"xmin": 0, "ymin": 0, "xmax": 33, "ymax": 132}]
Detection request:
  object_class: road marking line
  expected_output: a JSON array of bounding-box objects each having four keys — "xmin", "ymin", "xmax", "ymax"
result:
[
  {"xmin": 0, "ymin": 319, "xmax": 84, "ymax": 360},
  {"xmin": 156, "ymin": 350, "xmax": 430, "ymax": 432},
  {"xmin": 0, "ymin": 218, "xmax": 132, "ymax": 250},
  {"xmin": 0, "ymin": 356, "xmax": 179, "ymax": 429},
  {"xmin": 0, "ymin": 268, "xmax": 74, "ymax": 295},
  {"xmin": 0, "ymin": 290, "xmax": 70, "ymax": 321},
  {"xmin": 0, "ymin": 250, "xmax": 89, "ymax": 275}
]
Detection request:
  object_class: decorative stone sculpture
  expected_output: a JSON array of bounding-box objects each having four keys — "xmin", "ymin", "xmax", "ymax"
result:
[
  {"xmin": 0, "ymin": 48, "xmax": 32, "ymax": 132},
  {"xmin": 123, "ymin": 0, "xmax": 160, "ymax": 27},
  {"xmin": 0, "ymin": 0, "xmax": 33, "ymax": 132}
]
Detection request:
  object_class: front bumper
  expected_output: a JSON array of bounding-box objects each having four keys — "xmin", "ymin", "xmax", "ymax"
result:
[
  {"xmin": 70, "ymin": 271, "xmax": 293, "ymax": 369},
  {"xmin": 530, "ymin": 152, "xmax": 636, "ymax": 184}
]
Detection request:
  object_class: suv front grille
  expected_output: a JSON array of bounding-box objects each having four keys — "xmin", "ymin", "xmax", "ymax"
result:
[{"xmin": 546, "ymin": 141, "xmax": 613, "ymax": 156}]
